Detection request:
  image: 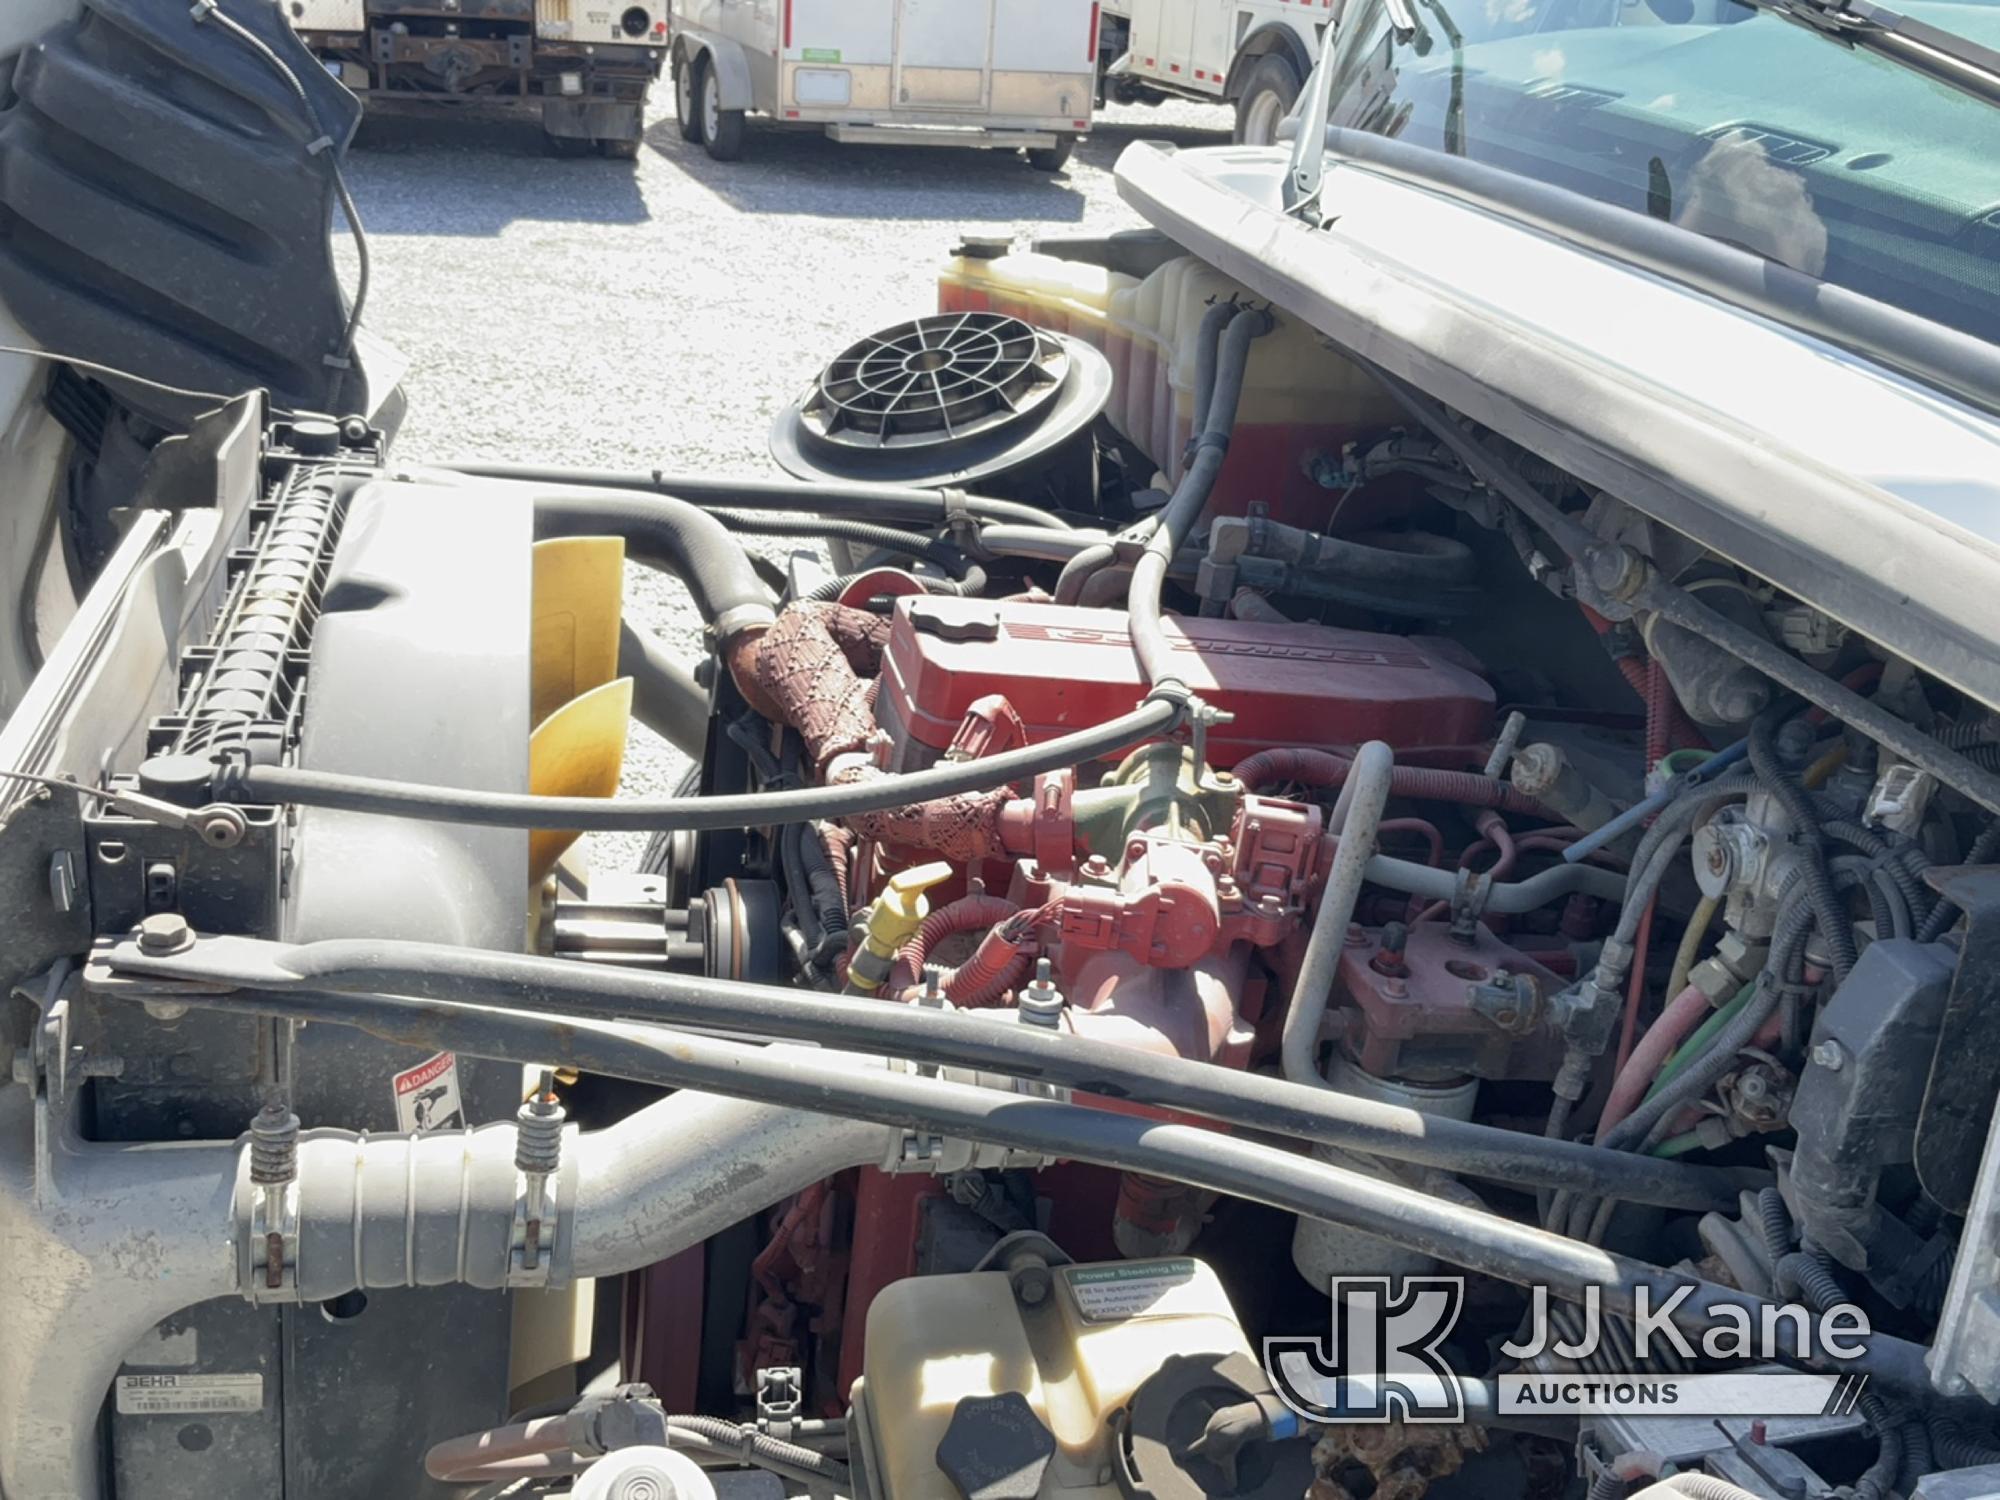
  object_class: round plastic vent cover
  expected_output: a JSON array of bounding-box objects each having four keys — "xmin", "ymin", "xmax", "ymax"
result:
[{"xmin": 771, "ymin": 311, "xmax": 1112, "ymax": 499}]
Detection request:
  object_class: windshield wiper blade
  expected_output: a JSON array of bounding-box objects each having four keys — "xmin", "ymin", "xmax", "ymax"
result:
[{"xmin": 1744, "ymin": 0, "xmax": 2000, "ymax": 109}]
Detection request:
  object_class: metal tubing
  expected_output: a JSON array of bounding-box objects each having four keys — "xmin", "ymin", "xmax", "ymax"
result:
[
  {"xmin": 92, "ymin": 979, "xmax": 1934, "ymax": 1398},
  {"xmin": 103, "ymin": 934, "xmax": 1751, "ymax": 1213},
  {"xmin": 1283, "ymin": 740, "xmax": 1394, "ymax": 1087}
]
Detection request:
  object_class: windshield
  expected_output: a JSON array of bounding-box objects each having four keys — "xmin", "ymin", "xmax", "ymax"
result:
[{"xmin": 1321, "ymin": 0, "xmax": 2000, "ymax": 346}]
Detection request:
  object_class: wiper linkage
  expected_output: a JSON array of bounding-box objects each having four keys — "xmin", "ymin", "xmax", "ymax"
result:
[{"xmin": 1745, "ymin": 0, "xmax": 2000, "ymax": 109}]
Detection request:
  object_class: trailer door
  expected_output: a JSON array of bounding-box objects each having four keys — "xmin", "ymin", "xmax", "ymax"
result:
[{"xmin": 892, "ymin": 0, "xmax": 996, "ymax": 110}]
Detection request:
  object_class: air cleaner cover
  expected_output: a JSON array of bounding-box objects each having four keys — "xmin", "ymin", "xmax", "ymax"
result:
[{"xmin": 875, "ymin": 598, "xmax": 1495, "ymax": 770}]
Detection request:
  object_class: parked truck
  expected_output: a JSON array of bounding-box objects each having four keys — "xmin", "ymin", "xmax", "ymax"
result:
[
  {"xmin": 286, "ymin": 0, "xmax": 668, "ymax": 156},
  {"xmin": 1097, "ymin": 0, "xmax": 1333, "ymax": 143},
  {"xmin": 669, "ymin": 0, "xmax": 1099, "ymax": 168}
]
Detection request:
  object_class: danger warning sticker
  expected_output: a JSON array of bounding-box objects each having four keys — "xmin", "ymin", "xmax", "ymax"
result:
[
  {"xmin": 392, "ymin": 1051, "xmax": 464, "ymax": 1133},
  {"xmin": 115, "ymin": 1373, "xmax": 263, "ymax": 1416}
]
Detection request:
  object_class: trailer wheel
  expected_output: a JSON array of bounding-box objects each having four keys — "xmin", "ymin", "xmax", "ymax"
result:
[
  {"xmin": 1026, "ymin": 135, "xmax": 1075, "ymax": 172},
  {"xmin": 674, "ymin": 53, "xmax": 703, "ymax": 143},
  {"xmin": 701, "ymin": 67, "xmax": 745, "ymax": 161},
  {"xmin": 1233, "ymin": 54, "xmax": 1303, "ymax": 145}
]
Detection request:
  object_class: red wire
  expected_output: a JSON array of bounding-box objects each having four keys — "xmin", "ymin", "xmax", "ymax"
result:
[{"xmin": 1612, "ymin": 892, "xmax": 1659, "ymax": 1077}]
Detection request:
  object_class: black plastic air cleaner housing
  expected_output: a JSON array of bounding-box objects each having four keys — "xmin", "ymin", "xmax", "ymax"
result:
[{"xmin": 771, "ymin": 311, "xmax": 1113, "ymax": 514}]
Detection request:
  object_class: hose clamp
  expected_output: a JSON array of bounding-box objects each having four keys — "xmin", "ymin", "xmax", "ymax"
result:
[{"xmin": 709, "ymin": 602, "xmax": 777, "ymax": 643}]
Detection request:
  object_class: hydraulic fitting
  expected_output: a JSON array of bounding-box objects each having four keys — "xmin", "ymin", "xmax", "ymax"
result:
[{"xmin": 845, "ymin": 861, "xmax": 952, "ymax": 994}]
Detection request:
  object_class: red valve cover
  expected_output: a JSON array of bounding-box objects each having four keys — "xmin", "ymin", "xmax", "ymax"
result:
[{"xmin": 875, "ymin": 597, "xmax": 1495, "ymax": 769}]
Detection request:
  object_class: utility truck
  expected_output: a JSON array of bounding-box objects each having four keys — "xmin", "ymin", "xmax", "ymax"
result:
[
  {"xmin": 286, "ymin": 0, "xmax": 668, "ymax": 156},
  {"xmin": 669, "ymin": 0, "xmax": 1099, "ymax": 167},
  {"xmin": 1097, "ymin": 0, "xmax": 1333, "ymax": 143}
]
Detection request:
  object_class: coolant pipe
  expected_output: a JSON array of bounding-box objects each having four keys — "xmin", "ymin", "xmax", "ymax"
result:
[
  {"xmin": 533, "ymin": 490, "xmax": 777, "ymax": 637},
  {"xmin": 1562, "ymin": 738, "xmax": 1749, "ymax": 864},
  {"xmin": 102, "ymin": 977, "xmax": 1935, "ymax": 1400},
  {"xmin": 434, "ymin": 462, "xmax": 1073, "ymax": 531},
  {"xmin": 1128, "ymin": 304, "xmax": 1273, "ymax": 696},
  {"xmin": 1283, "ymin": 740, "xmax": 1395, "ymax": 1088},
  {"xmin": 1364, "ymin": 851, "xmax": 1631, "ymax": 911},
  {"xmin": 617, "ymin": 622, "xmax": 709, "ymax": 759},
  {"xmin": 0, "ymin": 1058, "xmax": 893, "ymax": 1500},
  {"xmin": 103, "ymin": 932, "xmax": 1750, "ymax": 1211}
]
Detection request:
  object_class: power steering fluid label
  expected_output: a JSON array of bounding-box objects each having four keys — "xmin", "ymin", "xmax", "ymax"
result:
[
  {"xmin": 1062, "ymin": 1259, "xmax": 1210, "ymax": 1323},
  {"xmin": 115, "ymin": 1373, "xmax": 264, "ymax": 1416}
]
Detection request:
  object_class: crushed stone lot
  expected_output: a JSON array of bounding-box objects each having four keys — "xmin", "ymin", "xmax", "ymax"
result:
[{"xmin": 336, "ymin": 94, "xmax": 1230, "ymax": 868}]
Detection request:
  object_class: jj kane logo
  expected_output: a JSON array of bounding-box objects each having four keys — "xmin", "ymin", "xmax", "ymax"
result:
[{"xmin": 1263, "ymin": 1277, "xmax": 1876, "ymax": 1422}]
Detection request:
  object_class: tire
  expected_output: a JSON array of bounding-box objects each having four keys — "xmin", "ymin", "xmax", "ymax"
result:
[
  {"xmin": 599, "ymin": 137, "xmax": 641, "ymax": 159},
  {"xmin": 674, "ymin": 52, "xmax": 703, "ymax": 142},
  {"xmin": 700, "ymin": 66, "xmax": 745, "ymax": 161},
  {"xmin": 1233, "ymin": 53, "xmax": 1303, "ymax": 146},
  {"xmin": 545, "ymin": 132, "xmax": 592, "ymax": 158},
  {"xmin": 1026, "ymin": 134, "xmax": 1075, "ymax": 172}
]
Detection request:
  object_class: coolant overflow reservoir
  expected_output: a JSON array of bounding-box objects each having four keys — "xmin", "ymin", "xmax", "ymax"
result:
[{"xmin": 852, "ymin": 1254, "xmax": 1312, "ymax": 1499}]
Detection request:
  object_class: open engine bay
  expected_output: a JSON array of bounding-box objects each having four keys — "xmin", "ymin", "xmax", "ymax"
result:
[{"xmin": 10, "ymin": 159, "xmax": 2000, "ymax": 1500}]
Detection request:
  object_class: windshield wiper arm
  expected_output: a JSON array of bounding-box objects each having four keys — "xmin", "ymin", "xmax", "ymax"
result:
[
  {"xmin": 1743, "ymin": 0, "xmax": 2000, "ymax": 109},
  {"xmin": 1284, "ymin": 0, "xmax": 1424, "ymax": 216}
]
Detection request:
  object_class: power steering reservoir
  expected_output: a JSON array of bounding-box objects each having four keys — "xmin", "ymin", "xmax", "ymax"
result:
[{"xmin": 849, "ymin": 1242, "xmax": 1311, "ymax": 1499}]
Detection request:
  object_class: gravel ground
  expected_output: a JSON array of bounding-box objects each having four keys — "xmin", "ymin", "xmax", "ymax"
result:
[{"xmin": 336, "ymin": 92, "xmax": 1230, "ymax": 870}]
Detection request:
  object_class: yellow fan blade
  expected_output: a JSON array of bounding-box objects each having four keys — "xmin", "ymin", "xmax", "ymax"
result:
[
  {"xmin": 528, "ymin": 677, "xmax": 632, "ymax": 884},
  {"xmin": 531, "ymin": 537, "xmax": 625, "ymax": 730}
]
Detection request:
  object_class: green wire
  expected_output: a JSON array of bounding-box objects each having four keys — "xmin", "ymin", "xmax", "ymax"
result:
[
  {"xmin": 1653, "ymin": 1131, "xmax": 1708, "ymax": 1158},
  {"xmin": 1645, "ymin": 981, "xmax": 1757, "ymax": 1100}
]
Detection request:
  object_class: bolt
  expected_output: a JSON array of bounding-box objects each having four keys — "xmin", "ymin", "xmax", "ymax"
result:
[
  {"xmin": 1382, "ymin": 976, "xmax": 1409, "ymax": 1000},
  {"xmin": 516, "ymin": 1072, "xmax": 566, "ymax": 1273},
  {"xmin": 1019, "ymin": 958, "xmax": 1065, "ymax": 1030},
  {"xmin": 1587, "ymin": 544, "xmax": 1648, "ymax": 602},
  {"xmin": 1810, "ymin": 1039, "xmax": 1846, "ymax": 1072},
  {"xmin": 137, "ymin": 912, "xmax": 194, "ymax": 955}
]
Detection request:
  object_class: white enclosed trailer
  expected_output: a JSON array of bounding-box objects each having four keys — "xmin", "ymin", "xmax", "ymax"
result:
[
  {"xmin": 1097, "ymin": 0, "xmax": 1335, "ymax": 143},
  {"xmin": 670, "ymin": 0, "xmax": 1100, "ymax": 168},
  {"xmin": 285, "ymin": 0, "xmax": 669, "ymax": 156}
]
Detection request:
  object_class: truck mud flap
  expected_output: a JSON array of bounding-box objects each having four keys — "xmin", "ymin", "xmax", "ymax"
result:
[{"xmin": 0, "ymin": 0, "xmax": 369, "ymax": 418}]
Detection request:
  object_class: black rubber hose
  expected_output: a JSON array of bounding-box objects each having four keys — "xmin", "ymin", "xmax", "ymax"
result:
[
  {"xmin": 707, "ymin": 512, "xmax": 972, "ymax": 578},
  {"xmin": 535, "ymin": 491, "xmax": 775, "ymax": 632},
  {"xmin": 805, "ymin": 566, "xmax": 987, "ymax": 602},
  {"xmin": 1757, "ymin": 1185, "xmax": 1794, "ymax": 1270},
  {"xmin": 1774, "ymin": 1253, "xmax": 1903, "ymax": 1500},
  {"xmin": 438, "ymin": 462, "xmax": 1073, "ymax": 531},
  {"xmin": 793, "ymin": 822, "xmax": 848, "ymax": 953},
  {"xmin": 233, "ymin": 697, "xmax": 1179, "ymax": 832},
  {"xmin": 1898, "ymin": 1413, "xmax": 1934, "ymax": 1498},
  {"xmin": 1189, "ymin": 298, "xmax": 1240, "ymax": 440},
  {"xmin": 1130, "ymin": 306, "xmax": 1273, "ymax": 695},
  {"xmin": 666, "ymin": 1417, "xmax": 846, "ymax": 1486},
  {"xmin": 1830, "ymin": 853, "xmax": 1907, "ymax": 940},
  {"xmin": 616, "ymin": 624, "xmax": 709, "ymax": 759},
  {"xmin": 1053, "ymin": 541, "xmax": 1118, "ymax": 606},
  {"xmin": 1315, "ymin": 531, "xmax": 1480, "ymax": 586},
  {"xmin": 120, "ymin": 933, "xmax": 1751, "ymax": 1213},
  {"xmin": 1919, "ymin": 822, "xmax": 2000, "ymax": 941},
  {"xmin": 1928, "ymin": 1410, "xmax": 2000, "ymax": 1470},
  {"xmin": 130, "ymin": 977, "xmax": 1935, "ymax": 1397},
  {"xmin": 1824, "ymin": 819, "xmax": 1933, "ymax": 929},
  {"xmin": 1748, "ymin": 708, "xmax": 1858, "ymax": 982}
]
